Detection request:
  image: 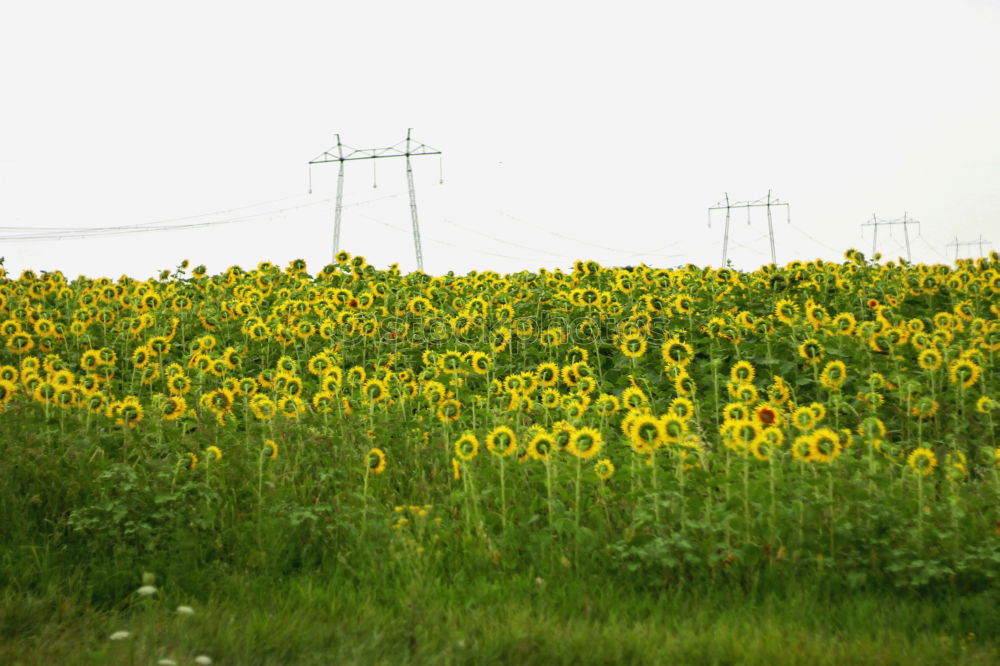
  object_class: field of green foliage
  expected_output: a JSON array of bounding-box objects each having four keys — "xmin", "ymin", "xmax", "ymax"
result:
[{"xmin": 1, "ymin": 250, "xmax": 998, "ymax": 664}]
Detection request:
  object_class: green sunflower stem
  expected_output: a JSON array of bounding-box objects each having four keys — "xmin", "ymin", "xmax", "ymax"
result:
[
  {"xmin": 499, "ymin": 455, "xmax": 507, "ymax": 534},
  {"xmin": 916, "ymin": 471, "xmax": 924, "ymax": 544},
  {"xmin": 742, "ymin": 455, "xmax": 750, "ymax": 544},
  {"xmin": 652, "ymin": 449, "xmax": 661, "ymax": 530}
]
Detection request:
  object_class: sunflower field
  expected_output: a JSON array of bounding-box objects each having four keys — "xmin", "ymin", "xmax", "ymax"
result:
[{"xmin": 2, "ymin": 250, "xmax": 1000, "ymax": 661}]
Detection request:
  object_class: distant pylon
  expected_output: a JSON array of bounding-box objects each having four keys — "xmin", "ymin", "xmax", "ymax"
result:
[
  {"xmin": 861, "ymin": 213, "xmax": 920, "ymax": 262},
  {"xmin": 309, "ymin": 129, "xmax": 441, "ymax": 271},
  {"xmin": 708, "ymin": 190, "xmax": 790, "ymax": 266},
  {"xmin": 946, "ymin": 235, "xmax": 992, "ymax": 262}
]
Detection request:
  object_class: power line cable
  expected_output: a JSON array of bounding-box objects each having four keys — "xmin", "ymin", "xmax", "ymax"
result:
[
  {"xmin": 0, "ymin": 193, "xmax": 311, "ymax": 234},
  {"xmin": 0, "ymin": 191, "xmax": 407, "ymax": 243},
  {"xmin": 917, "ymin": 231, "xmax": 949, "ymax": 262},
  {"xmin": 352, "ymin": 211, "xmax": 543, "ymax": 264},
  {"xmin": 436, "ymin": 217, "xmax": 573, "ymax": 260},
  {"xmin": 0, "ymin": 199, "xmax": 334, "ymax": 243},
  {"xmin": 787, "ymin": 223, "xmax": 843, "ymax": 255},
  {"xmin": 725, "ymin": 233, "xmax": 771, "ymax": 258},
  {"xmin": 495, "ymin": 209, "xmax": 675, "ymax": 257}
]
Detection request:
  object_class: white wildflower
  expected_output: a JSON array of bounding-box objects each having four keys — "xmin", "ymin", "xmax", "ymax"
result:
[
  {"xmin": 109, "ymin": 630, "xmax": 131, "ymax": 641},
  {"xmin": 137, "ymin": 585, "xmax": 157, "ymax": 596},
  {"xmin": 176, "ymin": 605, "xmax": 195, "ymax": 615},
  {"xmin": 194, "ymin": 656, "xmax": 213, "ymax": 665}
]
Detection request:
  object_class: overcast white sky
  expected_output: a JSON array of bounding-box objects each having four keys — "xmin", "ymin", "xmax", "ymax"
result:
[{"xmin": 1, "ymin": 0, "xmax": 998, "ymax": 278}]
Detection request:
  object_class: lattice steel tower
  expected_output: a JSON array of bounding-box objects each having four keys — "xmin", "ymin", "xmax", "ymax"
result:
[{"xmin": 309, "ymin": 129, "xmax": 441, "ymax": 271}]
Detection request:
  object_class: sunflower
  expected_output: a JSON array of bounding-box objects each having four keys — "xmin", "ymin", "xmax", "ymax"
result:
[
  {"xmin": 831, "ymin": 312, "xmax": 857, "ymax": 336},
  {"xmin": 6, "ymin": 332, "xmax": 35, "ymax": 354},
  {"xmin": 367, "ymin": 448, "xmax": 387, "ymax": 474},
  {"xmin": 345, "ymin": 365, "xmax": 367, "ymax": 387},
  {"xmin": 668, "ymin": 396, "xmax": 695, "ymax": 421},
  {"xmin": 674, "ymin": 372, "xmax": 698, "ymax": 398},
  {"xmin": 722, "ymin": 402, "xmax": 750, "ymax": 423},
  {"xmin": 50, "ymin": 369, "xmax": 74, "ymax": 387},
  {"xmin": 115, "ymin": 398, "xmax": 144, "ymax": 428},
  {"xmin": 250, "ymin": 394, "xmax": 277, "ymax": 420},
  {"xmin": 911, "ymin": 397, "xmax": 939, "ymax": 419},
  {"xmin": 594, "ymin": 459, "xmax": 615, "ymax": 480},
  {"xmin": 753, "ymin": 403, "xmax": 781, "ymax": 427},
  {"xmin": 976, "ymin": 396, "xmax": 997, "ymax": 414},
  {"xmin": 673, "ymin": 294, "xmax": 694, "ymax": 315},
  {"xmin": 797, "ymin": 338, "xmax": 824, "ymax": 365},
  {"xmin": 808, "ymin": 428, "xmax": 842, "ymax": 463},
  {"xmin": 539, "ymin": 328, "xmax": 566, "ymax": 347},
  {"xmin": 206, "ymin": 445, "xmax": 222, "ymax": 461},
  {"xmin": 454, "ymin": 432, "xmax": 479, "ymax": 461},
  {"xmin": 660, "ymin": 414, "xmax": 688, "ymax": 442},
  {"xmin": 621, "ymin": 385, "xmax": 648, "ymax": 411},
  {"xmin": 485, "ymin": 425, "xmax": 518, "ymax": 457},
  {"xmin": 525, "ymin": 431, "xmax": 555, "ymax": 461},
  {"xmin": 82, "ymin": 391, "xmax": 108, "ymax": 415},
  {"xmin": 161, "ymin": 396, "xmax": 187, "ymax": 421},
  {"xmin": 661, "ymin": 340, "xmax": 694, "ymax": 367},
  {"xmin": 563, "ymin": 399, "xmax": 587, "ymax": 420},
  {"xmin": 567, "ymin": 426, "xmax": 603, "ymax": 460},
  {"xmin": 468, "ymin": 351, "xmax": 491, "ymax": 375},
  {"xmin": 536, "ymin": 388, "xmax": 559, "ymax": 409},
  {"xmin": 362, "ymin": 378, "xmax": 389, "ymax": 404},
  {"xmin": 791, "ymin": 405, "xmax": 817, "ymax": 432},
  {"xmin": 0, "ymin": 379, "xmax": 17, "ymax": 406},
  {"xmin": 762, "ymin": 425, "xmax": 784, "ymax": 448},
  {"xmin": 917, "ymin": 348, "xmax": 942, "ymax": 372},
  {"xmin": 819, "ymin": 360, "xmax": 847, "ymax": 391},
  {"xmin": 730, "ymin": 361, "xmax": 755, "ymax": 385},
  {"xmin": 539, "ymin": 419, "xmax": 569, "ymax": 450},
  {"xmin": 857, "ymin": 416, "xmax": 887, "ymax": 442},
  {"xmin": 491, "ymin": 326, "xmax": 512, "ymax": 353},
  {"xmin": 76, "ymin": 373, "xmax": 101, "ymax": 395},
  {"xmin": 619, "ymin": 334, "xmax": 647, "ymax": 359},
  {"xmin": 805, "ymin": 302, "xmax": 828, "ymax": 328},
  {"xmin": 437, "ymin": 350, "xmax": 465, "ymax": 374},
  {"xmin": 628, "ymin": 412, "xmax": 663, "ymax": 452},
  {"xmin": 948, "ymin": 358, "xmax": 982, "ymax": 389},
  {"xmin": 306, "ymin": 353, "xmax": 332, "ymax": 376},
  {"xmin": 729, "ymin": 383, "xmax": 758, "ymax": 404},
  {"xmin": 906, "ymin": 447, "xmax": 937, "ymax": 476},
  {"xmin": 767, "ymin": 376, "xmax": 791, "ymax": 405},
  {"xmin": 749, "ymin": 437, "xmax": 771, "ymax": 462},
  {"xmin": 79, "ymin": 350, "xmax": 101, "ymax": 373},
  {"xmin": 311, "ymin": 390, "xmax": 336, "ymax": 413},
  {"xmin": 263, "ymin": 439, "xmax": 279, "ymax": 460},
  {"xmin": 791, "ymin": 435, "xmax": 814, "ymax": 462},
  {"xmin": 205, "ymin": 388, "xmax": 235, "ymax": 415},
  {"xmin": 436, "ymin": 398, "xmax": 461, "ymax": 423},
  {"xmin": 725, "ymin": 420, "xmax": 761, "ymax": 454},
  {"xmin": 774, "ymin": 298, "xmax": 797, "ymax": 324},
  {"xmin": 167, "ymin": 373, "xmax": 192, "ymax": 396}
]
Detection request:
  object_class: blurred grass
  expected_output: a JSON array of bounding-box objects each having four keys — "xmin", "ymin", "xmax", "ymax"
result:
[{"xmin": 3, "ymin": 573, "xmax": 999, "ymax": 665}]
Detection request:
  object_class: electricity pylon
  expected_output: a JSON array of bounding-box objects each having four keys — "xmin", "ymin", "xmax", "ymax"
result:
[
  {"xmin": 708, "ymin": 190, "xmax": 790, "ymax": 266},
  {"xmin": 861, "ymin": 213, "xmax": 920, "ymax": 262},
  {"xmin": 946, "ymin": 236, "xmax": 992, "ymax": 262},
  {"xmin": 309, "ymin": 129, "xmax": 441, "ymax": 271}
]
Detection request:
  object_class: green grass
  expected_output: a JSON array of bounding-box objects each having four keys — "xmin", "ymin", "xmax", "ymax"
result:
[{"xmin": 3, "ymin": 573, "xmax": 999, "ymax": 665}]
